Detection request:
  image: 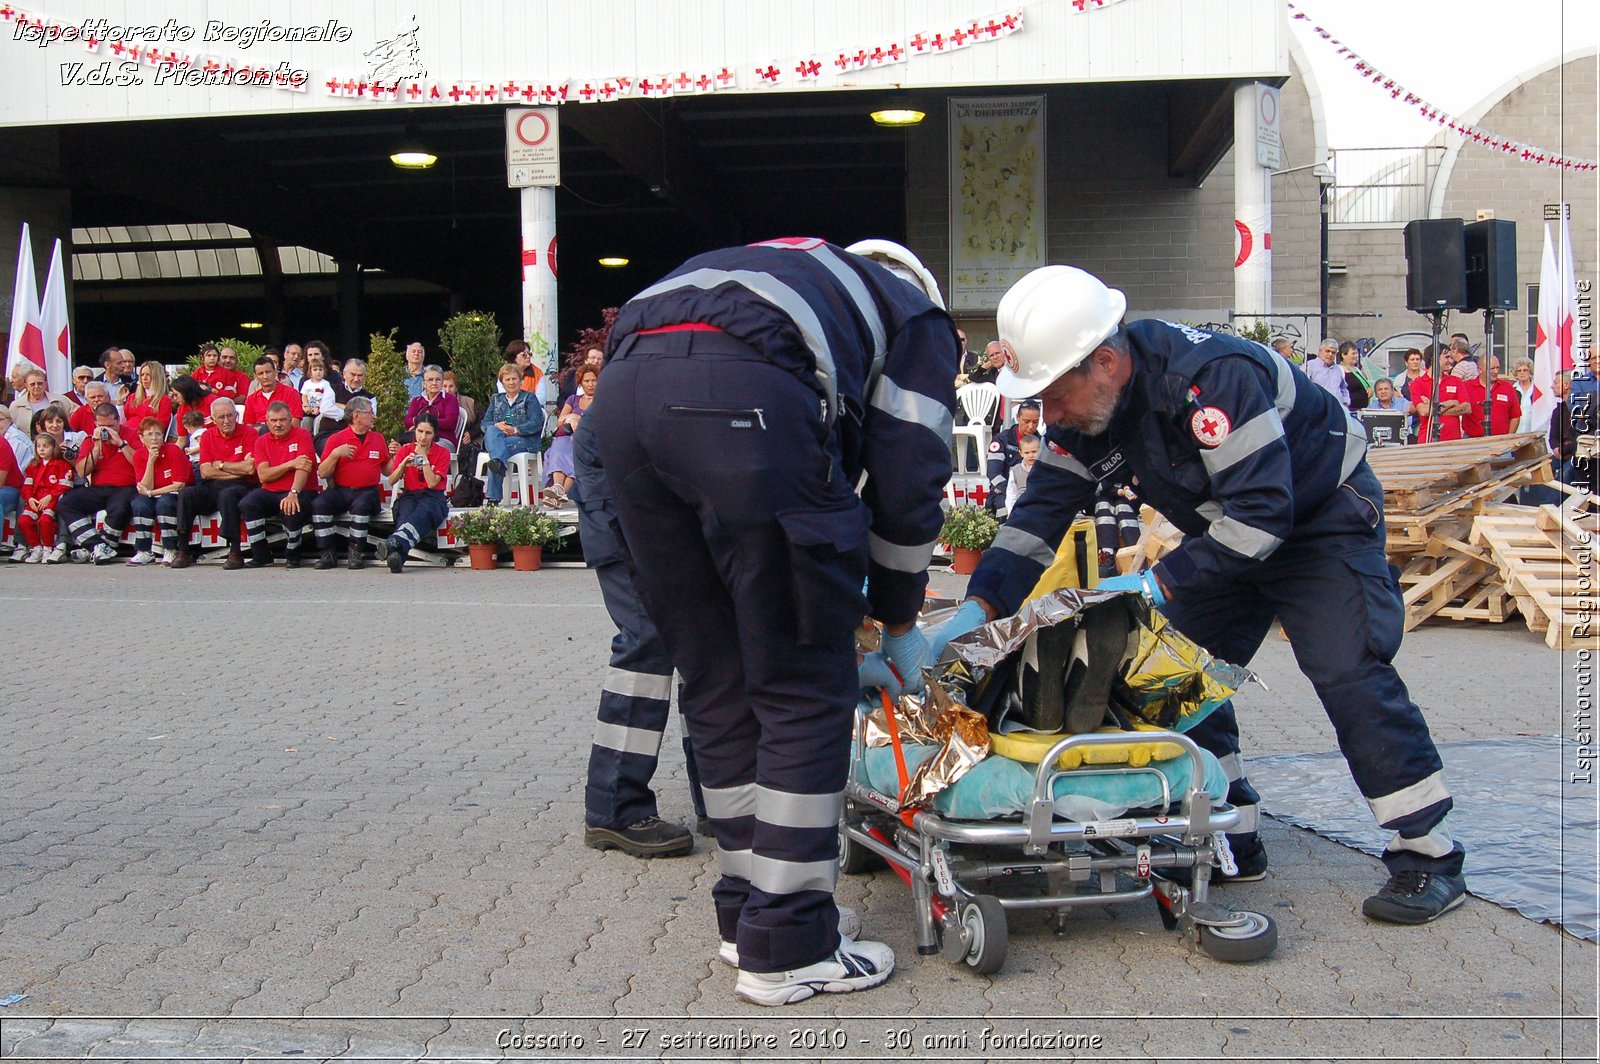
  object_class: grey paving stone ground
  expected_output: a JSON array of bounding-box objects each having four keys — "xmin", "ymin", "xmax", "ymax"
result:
[{"xmin": 0, "ymin": 564, "xmax": 1594, "ymax": 1062}]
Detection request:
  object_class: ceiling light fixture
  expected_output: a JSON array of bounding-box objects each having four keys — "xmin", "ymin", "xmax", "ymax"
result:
[
  {"xmin": 598, "ymin": 257, "xmax": 630, "ymax": 268},
  {"xmin": 390, "ymin": 149, "xmax": 437, "ymax": 169},
  {"xmin": 239, "ymin": 321, "xmax": 264, "ymax": 329},
  {"xmin": 870, "ymin": 102, "xmax": 925, "ymax": 127}
]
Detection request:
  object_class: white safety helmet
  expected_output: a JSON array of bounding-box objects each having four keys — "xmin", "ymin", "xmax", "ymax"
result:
[
  {"xmin": 993, "ymin": 265, "xmax": 1127, "ymax": 400},
  {"xmin": 845, "ymin": 239, "xmax": 945, "ymax": 310}
]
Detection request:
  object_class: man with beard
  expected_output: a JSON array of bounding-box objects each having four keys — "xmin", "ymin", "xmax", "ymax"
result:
[{"xmin": 936, "ymin": 265, "xmax": 1467, "ymax": 926}]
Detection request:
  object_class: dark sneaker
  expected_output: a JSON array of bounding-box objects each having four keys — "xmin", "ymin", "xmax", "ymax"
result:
[
  {"xmin": 487, "ymin": 457, "xmax": 506, "ymax": 476},
  {"xmin": 1362, "ymin": 870, "xmax": 1466, "ymax": 924},
  {"xmin": 314, "ymin": 548, "xmax": 338, "ymax": 570},
  {"xmin": 1165, "ymin": 838, "xmax": 1267, "ymax": 886},
  {"xmin": 284, "ymin": 550, "xmax": 302, "ymax": 570},
  {"xmin": 583, "ymin": 816, "xmax": 694, "ymax": 858},
  {"xmin": 245, "ymin": 553, "xmax": 272, "ymax": 568},
  {"xmin": 347, "ymin": 544, "xmax": 365, "ymax": 570},
  {"xmin": 386, "ymin": 539, "xmax": 405, "ymax": 573},
  {"xmin": 223, "ymin": 549, "xmax": 245, "ymax": 571}
]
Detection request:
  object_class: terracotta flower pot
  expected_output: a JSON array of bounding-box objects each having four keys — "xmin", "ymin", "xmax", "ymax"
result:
[
  {"xmin": 511, "ymin": 544, "xmax": 542, "ymax": 572},
  {"xmin": 950, "ymin": 546, "xmax": 982, "ymax": 574},
  {"xmin": 467, "ymin": 543, "xmax": 498, "ymax": 570}
]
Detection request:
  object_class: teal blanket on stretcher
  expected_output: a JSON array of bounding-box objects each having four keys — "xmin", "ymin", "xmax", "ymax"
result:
[{"xmin": 858, "ymin": 742, "xmax": 1229, "ymax": 823}]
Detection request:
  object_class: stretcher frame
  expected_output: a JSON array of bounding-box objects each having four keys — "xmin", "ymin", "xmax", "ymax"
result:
[{"xmin": 842, "ymin": 723, "xmax": 1277, "ymax": 973}]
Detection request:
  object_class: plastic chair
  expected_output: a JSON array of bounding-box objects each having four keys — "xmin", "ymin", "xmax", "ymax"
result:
[
  {"xmin": 474, "ymin": 450, "xmax": 540, "ymax": 507},
  {"xmin": 951, "ymin": 382, "xmax": 999, "ymax": 475}
]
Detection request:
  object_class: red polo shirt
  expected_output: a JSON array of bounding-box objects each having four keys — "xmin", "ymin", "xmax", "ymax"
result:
[
  {"xmin": 123, "ymin": 392, "xmax": 175, "ymax": 433},
  {"xmin": 1413, "ymin": 374, "xmax": 1469, "ymax": 442},
  {"xmin": 252, "ymin": 425, "xmax": 315, "ymax": 492},
  {"xmin": 69, "ymin": 403, "xmax": 100, "ymax": 434},
  {"xmin": 199, "ymin": 423, "xmax": 259, "ymax": 473},
  {"xmin": 1487, "ymin": 379, "xmax": 1523, "ymax": 435},
  {"xmin": 82, "ymin": 426, "xmax": 138, "ymax": 486},
  {"xmin": 0, "ymin": 437, "xmax": 18, "ymax": 488},
  {"xmin": 133, "ymin": 441, "xmax": 193, "ymax": 489},
  {"xmin": 322, "ymin": 427, "xmax": 389, "ymax": 488},
  {"xmin": 394, "ymin": 442, "xmax": 450, "ymax": 492},
  {"xmin": 243, "ymin": 383, "xmax": 303, "ymax": 426}
]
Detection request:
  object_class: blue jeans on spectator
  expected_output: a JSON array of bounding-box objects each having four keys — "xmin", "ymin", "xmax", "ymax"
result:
[
  {"xmin": 0, "ymin": 485, "xmax": 19, "ymax": 543},
  {"xmin": 483, "ymin": 423, "xmax": 535, "ymax": 502}
]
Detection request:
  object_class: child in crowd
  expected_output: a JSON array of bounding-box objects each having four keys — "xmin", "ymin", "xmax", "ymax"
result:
[
  {"xmin": 1005, "ymin": 433, "xmax": 1039, "ymax": 514},
  {"xmin": 128, "ymin": 416, "xmax": 193, "ymax": 566},
  {"xmin": 17, "ymin": 433, "xmax": 73, "ymax": 563},
  {"xmin": 181, "ymin": 409, "xmax": 207, "ymax": 481},
  {"xmin": 300, "ymin": 356, "xmax": 337, "ymax": 430}
]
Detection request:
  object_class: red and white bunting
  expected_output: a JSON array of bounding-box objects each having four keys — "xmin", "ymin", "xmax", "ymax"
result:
[
  {"xmin": 639, "ymin": 75, "xmax": 674, "ymax": 98},
  {"xmin": 574, "ymin": 80, "xmax": 600, "ymax": 103},
  {"xmin": 754, "ymin": 63, "xmax": 782, "ymax": 86},
  {"xmin": 713, "ymin": 66, "xmax": 736, "ymax": 90},
  {"xmin": 615, "ymin": 75, "xmax": 635, "ymax": 98},
  {"xmin": 832, "ymin": 48, "xmax": 864, "ymax": 74},
  {"xmin": 672, "ymin": 70, "xmax": 699, "ymax": 94},
  {"xmin": 795, "ymin": 56, "xmax": 823, "ymax": 81},
  {"xmin": 480, "ymin": 82, "xmax": 501, "ymax": 104},
  {"xmin": 598, "ymin": 78, "xmax": 621, "ymax": 101},
  {"xmin": 1288, "ymin": 3, "xmax": 1597, "ymax": 172}
]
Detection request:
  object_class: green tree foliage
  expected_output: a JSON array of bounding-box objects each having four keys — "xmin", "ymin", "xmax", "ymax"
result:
[
  {"xmin": 365, "ymin": 327, "xmax": 409, "ymax": 440},
  {"xmin": 438, "ymin": 310, "xmax": 503, "ymax": 405}
]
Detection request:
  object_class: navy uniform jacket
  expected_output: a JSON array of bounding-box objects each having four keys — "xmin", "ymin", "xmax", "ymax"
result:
[
  {"xmin": 968, "ymin": 319, "xmax": 1372, "ymax": 616},
  {"xmin": 609, "ymin": 238, "xmax": 959, "ymax": 626},
  {"xmin": 985, "ymin": 424, "xmax": 1026, "ymax": 511}
]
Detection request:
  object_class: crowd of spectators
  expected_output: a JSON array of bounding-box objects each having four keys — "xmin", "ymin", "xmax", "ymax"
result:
[{"xmin": 0, "ymin": 321, "xmax": 622, "ymax": 570}]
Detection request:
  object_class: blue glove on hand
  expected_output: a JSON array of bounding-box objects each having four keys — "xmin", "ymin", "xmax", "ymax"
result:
[
  {"xmin": 857, "ymin": 651, "xmax": 905, "ymax": 698},
  {"xmin": 1095, "ymin": 570, "xmax": 1168, "ymax": 608},
  {"xmin": 880, "ymin": 626, "xmax": 933, "ymax": 694},
  {"xmin": 930, "ymin": 599, "xmax": 990, "ymax": 660}
]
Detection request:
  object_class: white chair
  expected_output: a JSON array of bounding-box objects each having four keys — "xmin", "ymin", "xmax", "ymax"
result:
[
  {"xmin": 951, "ymin": 382, "xmax": 999, "ymax": 475},
  {"xmin": 474, "ymin": 450, "xmax": 540, "ymax": 507}
]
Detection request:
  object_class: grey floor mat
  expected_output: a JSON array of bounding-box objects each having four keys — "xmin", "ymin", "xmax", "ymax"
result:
[{"xmin": 1248, "ymin": 735, "xmax": 1597, "ymax": 940}]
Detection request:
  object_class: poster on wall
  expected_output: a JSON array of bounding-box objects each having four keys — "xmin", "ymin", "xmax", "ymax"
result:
[{"xmin": 949, "ymin": 95, "xmax": 1046, "ymax": 312}]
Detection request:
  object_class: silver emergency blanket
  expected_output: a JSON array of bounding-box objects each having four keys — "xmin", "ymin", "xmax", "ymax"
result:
[{"xmin": 1247, "ymin": 736, "xmax": 1598, "ymax": 942}]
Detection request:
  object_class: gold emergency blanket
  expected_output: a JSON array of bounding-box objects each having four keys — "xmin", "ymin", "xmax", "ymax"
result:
[{"xmin": 860, "ymin": 588, "xmax": 1255, "ymax": 811}]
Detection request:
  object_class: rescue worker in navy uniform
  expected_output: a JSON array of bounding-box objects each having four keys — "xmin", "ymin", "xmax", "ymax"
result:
[
  {"xmin": 573, "ymin": 405, "xmax": 704, "ymax": 859},
  {"xmin": 984, "ymin": 398, "xmax": 1040, "ymax": 515},
  {"xmin": 591, "ymin": 237, "xmax": 957, "ymax": 1005},
  {"xmin": 940, "ymin": 266, "xmax": 1467, "ymax": 925}
]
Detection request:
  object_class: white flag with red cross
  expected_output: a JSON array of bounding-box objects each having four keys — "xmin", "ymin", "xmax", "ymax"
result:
[{"xmin": 5, "ymin": 223, "xmax": 44, "ymax": 382}]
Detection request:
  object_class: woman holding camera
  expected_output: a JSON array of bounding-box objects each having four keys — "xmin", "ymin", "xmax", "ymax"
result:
[{"xmin": 381, "ymin": 412, "xmax": 451, "ymax": 573}]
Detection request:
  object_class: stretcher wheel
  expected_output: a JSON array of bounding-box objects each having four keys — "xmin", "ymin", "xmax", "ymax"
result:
[
  {"xmin": 951, "ymin": 895, "xmax": 1008, "ymax": 975},
  {"xmin": 838, "ymin": 825, "xmax": 881, "ymax": 875},
  {"xmin": 1196, "ymin": 909, "xmax": 1278, "ymax": 963}
]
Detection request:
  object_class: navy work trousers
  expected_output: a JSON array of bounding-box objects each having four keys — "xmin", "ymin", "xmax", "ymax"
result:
[
  {"xmin": 1162, "ymin": 466, "xmax": 1463, "ymax": 876},
  {"xmin": 591, "ymin": 334, "xmax": 866, "ymax": 973}
]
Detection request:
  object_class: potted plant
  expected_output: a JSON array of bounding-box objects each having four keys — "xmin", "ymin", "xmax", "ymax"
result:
[
  {"xmin": 939, "ymin": 503, "xmax": 1000, "ymax": 575},
  {"xmin": 495, "ymin": 507, "xmax": 563, "ymax": 571},
  {"xmin": 448, "ymin": 504, "xmax": 502, "ymax": 570}
]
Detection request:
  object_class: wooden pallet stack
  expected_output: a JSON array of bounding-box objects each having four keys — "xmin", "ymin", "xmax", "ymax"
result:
[
  {"xmin": 1364, "ymin": 434, "xmax": 1557, "ymax": 634},
  {"xmin": 1471, "ymin": 495, "xmax": 1599, "ymax": 649}
]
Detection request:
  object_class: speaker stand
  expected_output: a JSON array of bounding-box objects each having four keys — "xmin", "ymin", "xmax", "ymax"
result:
[
  {"xmin": 1422, "ymin": 309, "xmax": 1446, "ymax": 444},
  {"xmin": 1479, "ymin": 309, "xmax": 1496, "ymax": 437}
]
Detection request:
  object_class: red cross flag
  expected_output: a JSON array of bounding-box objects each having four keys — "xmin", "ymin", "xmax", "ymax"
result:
[
  {"xmin": 795, "ymin": 57, "xmax": 822, "ymax": 81},
  {"xmin": 947, "ymin": 25, "xmax": 973, "ymax": 49},
  {"xmin": 909, "ymin": 32, "xmax": 932, "ymax": 55},
  {"xmin": 4, "ymin": 223, "xmax": 44, "ymax": 383},
  {"xmin": 1530, "ymin": 216, "xmax": 1581, "ymax": 434},
  {"xmin": 756, "ymin": 64, "xmax": 782, "ymax": 86}
]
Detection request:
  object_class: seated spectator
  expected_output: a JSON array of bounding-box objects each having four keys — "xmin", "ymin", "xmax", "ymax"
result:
[
  {"xmin": 403, "ymin": 342, "xmax": 427, "ymax": 398},
  {"xmin": 442, "ymin": 371, "xmax": 479, "ymax": 443},
  {"xmin": 127, "ymin": 416, "xmax": 193, "ymax": 566},
  {"xmin": 62, "ymin": 366, "xmax": 95, "ymax": 411},
  {"xmin": 30, "ymin": 405, "xmax": 80, "ymax": 465},
  {"xmin": 122, "ymin": 360, "xmax": 175, "ymax": 436},
  {"xmin": 503, "ymin": 339, "xmax": 543, "ymax": 395},
  {"xmin": 172, "ymin": 397, "xmax": 257, "ymax": 570},
  {"xmin": 181, "ymin": 410, "xmax": 206, "ymax": 467},
  {"xmin": 239, "ymin": 402, "xmax": 317, "ymax": 568},
  {"xmin": 556, "ymin": 347, "xmax": 605, "ymax": 408},
  {"xmin": 320, "ymin": 357, "xmax": 376, "ymax": 451},
  {"xmin": 312, "ymin": 397, "xmax": 386, "ymax": 570},
  {"xmin": 1368, "ymin": 378, "xmax": 1407, "ymax": 412},
  {"xmin": 281, "ymin": 343, "xmax": 307, "ymax": 390},
  {"xmin": 542, "ymin": 364, "xmax": 597, "ymax": 504},
  {"xmin": 0, "ymin": 423, "xmax": 19, "ymax": 560},
  {"xmin": 169, "ymin": 375, "xmax": 215, "ymax": 443},
  {"xmin": 94, "ymin": 347, "xmax": 132, "ymax": 402},
  {"xmin": 217, "ymin": 346, "xmax": 251, "ymax": 399},
  {"xmin": 192, "ymin": 344, "xmax": 234, "ymax": 398},
  {"xmin": 8, "ymin": 368, "xmax": 61, "ymax": 429},
  {"xmin": 69, "ymin": 382, "xmax": 111, "ymax": 435},
  {"xmin": 481, "ymin": 363, "xmax": 544, "ymax": 503},
  {"xmin": 59, "ymin": 402, "xmax": 141, "ymax": 564},
  {"xmin": 16, "ymin": 432, "xmax": 73, "ymax": 563},
  {"xmin": 0, "ymin": 407, "xmax": 33, "ymax": 470},
  {"xmin": 299, "ymin": 355, "xmax": 338, "ymax": 431},
  {"xmin": 401, "ymin": 365, "xmax": 460, "ymax": 449},
  {"xmin": 1004, "ymin": 433, "xmax": 1039, "ymax": 514},
  {"xmin": 242, "ymin": 357, "xmax": 303, "ymax": 429},
  {"xmin": 382, "ymin": 413, "xmax": 451, "ymax": 573}
]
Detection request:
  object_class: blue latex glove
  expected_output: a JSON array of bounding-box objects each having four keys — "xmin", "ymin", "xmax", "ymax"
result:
[
  {"xmin": 1095, "ymin": 570, "xmax": 1168, "ymax": 608},
  {"xmin": 930, "ymin": 599, "xmax": 990, "ymax": 660},
  {"xmin": 857, "ymin": 651, "xmax": 905, "ymax": 698},
  {"xmin": 880, "ymin": 626, "xmax": 933, "ymax": 694}
]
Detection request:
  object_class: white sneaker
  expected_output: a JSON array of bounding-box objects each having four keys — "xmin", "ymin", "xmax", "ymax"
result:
[
  {"xmin": 161, "ymin": 548, "xmax": 176, "ymax": 566},
  {"xmin": 90, "ymin": 543, "xmax": 119, "ymax": 565},
  {"xmin": 734, "ymin": 937, "xmax": 894, "ymax": 1006},
  {"xmin": 70, "ymin": 548, "xmax": 90, "ymax": 563},
  {"xmin": 45, "ymin": 545, "xmax": 67, "ymax": 564},
  {"xmin": 25, "ymin": 546, "xmax": 45, "ymax": 564},
  {"xmin": 9, "ymin": 544, "xmax": 27, "ymax": 563},
  {"xmin": 125, "ymin": 550, "xmax": 155, "ymax": 566},
  {"xmin": 719, "ymin": 905, "xmax": 861, "ymax": 968}
]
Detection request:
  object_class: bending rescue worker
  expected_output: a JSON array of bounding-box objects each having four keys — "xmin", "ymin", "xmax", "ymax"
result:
[
  {"xmin": 591, "ymin": 237, "xmax": 958, "ymax": 1005},
  {"xmin": 940, "ymin": 265, "xmax": 1466, "ymax": 926}
]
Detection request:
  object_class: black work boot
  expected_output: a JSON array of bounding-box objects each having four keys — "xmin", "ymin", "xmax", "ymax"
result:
[
  {"xmin": 347, "ymin": 542, "xmax": 366, "ymax": 570},
  {"xmin": 284, "ymin": 549, "xmax": 302, "ymax": 570},
  {"xmin": 314, "ymin": 547, "xmax": 338, "ymax": 570},
  {"xmin": 583, "ymin": 816, "xmax": 694, "ymax": 858},
  {"xmin": 1362, "ymin": 869, "xmax": 1467, "ymax": 924}
]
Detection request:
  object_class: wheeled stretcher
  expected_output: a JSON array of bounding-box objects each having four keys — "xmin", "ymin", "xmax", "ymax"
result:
[{"xmin": 841, "ymin": 723, "xmax": 1279, "ymax": 973}]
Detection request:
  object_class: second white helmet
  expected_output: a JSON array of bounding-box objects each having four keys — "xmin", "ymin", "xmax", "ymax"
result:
[
  {"xmin": 994, "ymin": 265, "xmax": 1126, "ymax": 399},
  {"xmin": 845, "ymin": 239, "xmax": 945, "ymax": 310}
]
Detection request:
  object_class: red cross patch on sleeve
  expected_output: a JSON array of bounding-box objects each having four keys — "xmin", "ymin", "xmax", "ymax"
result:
[
  {"xmin": 989, "ymin": 440, "xmax": 1001, "ymax": 452},
  {"xmin": 1189, "ymin": 406, "xmax": 1231, "ymax": 447}
]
